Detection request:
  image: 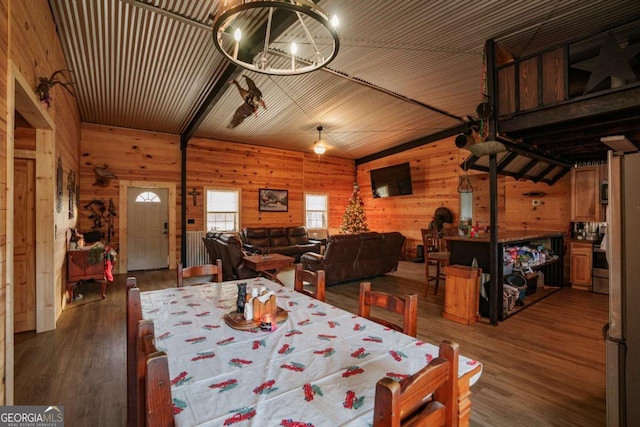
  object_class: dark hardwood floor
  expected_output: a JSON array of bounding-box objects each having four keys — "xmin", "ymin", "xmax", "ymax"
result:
[{"xmin": 15, "ymin": 262, "xmax": 608, "ymax": 426}]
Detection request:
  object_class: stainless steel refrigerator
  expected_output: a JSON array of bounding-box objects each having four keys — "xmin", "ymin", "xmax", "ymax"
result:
[{"xmin": 606, "ymin": 151, "xmax": 640, "ymax": 426}]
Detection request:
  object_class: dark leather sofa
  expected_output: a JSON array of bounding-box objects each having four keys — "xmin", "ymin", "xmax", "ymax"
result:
[
  {"xmin": 240, "ymin": 226, "xmax": 321, "ymax": 261},
  {"xmin": 203, "ymin": 232, "xmax": 258, "ymax": 281},
  {"xmin": 301, "ymin": 231, "xmax": 405, "ymax": 286}
]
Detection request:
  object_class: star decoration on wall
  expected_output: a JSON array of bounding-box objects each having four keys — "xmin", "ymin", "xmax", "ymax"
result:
[{"xmin": 572, "ymin": 32, "xmax": 640, "ymax": 94}]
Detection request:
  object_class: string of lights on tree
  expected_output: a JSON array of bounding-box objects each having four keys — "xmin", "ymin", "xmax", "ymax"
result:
[{"xmin": 340, "ymin": 183, "xmax": 369, "ymax": 234}]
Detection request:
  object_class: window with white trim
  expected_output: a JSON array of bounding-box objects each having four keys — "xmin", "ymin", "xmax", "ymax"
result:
[
  {"xmin": 305, "ymin": 193, "xmax": 328, "ymax": 229},
  {"xmin": 206, "ymin": 189, "xmax": 240, "ymax": 232}
]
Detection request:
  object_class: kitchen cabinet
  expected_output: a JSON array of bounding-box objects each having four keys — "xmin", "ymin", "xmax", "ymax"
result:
[
  {"xmin": 571, "ymin": 165, "xmax": 605, "ymax": 222},
  {"xmin": 570, "ymin": 241, "xmax": 593, "ymax": 291}
]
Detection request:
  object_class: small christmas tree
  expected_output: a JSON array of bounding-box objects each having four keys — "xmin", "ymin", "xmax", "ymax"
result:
[{"xmin": 340, "ymin": 183, "xmax": 369, "ymax": 234}]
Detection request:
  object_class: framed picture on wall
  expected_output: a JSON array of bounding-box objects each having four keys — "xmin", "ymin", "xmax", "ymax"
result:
[{"xmin": 259, "ymin": 189, "xmax": 288, "ymax": 212}]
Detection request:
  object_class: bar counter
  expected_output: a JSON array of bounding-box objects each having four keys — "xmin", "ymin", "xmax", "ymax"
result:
[
  {"xmin": 446, "ymin": 230, "xmax": 565, "ymax": 244},
  {"xmin": 446, "ymin": 230, "xmax": 565, "ymax": 321}
]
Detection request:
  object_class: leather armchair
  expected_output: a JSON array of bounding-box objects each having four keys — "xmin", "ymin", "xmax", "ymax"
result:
[{"xmin": 203, "ymin": 233, "xmax": 258, "ymax": 281}]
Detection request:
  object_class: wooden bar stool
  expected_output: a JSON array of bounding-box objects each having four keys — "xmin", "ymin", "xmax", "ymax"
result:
[{"xmin": 421, "ymin": 228, "xmax": 452, "ymax": 296}]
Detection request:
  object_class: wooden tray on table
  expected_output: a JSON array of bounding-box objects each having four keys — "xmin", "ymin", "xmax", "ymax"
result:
[{"xmin": 224, "ymin": 307, "xmax": 288, "ymax": 331}]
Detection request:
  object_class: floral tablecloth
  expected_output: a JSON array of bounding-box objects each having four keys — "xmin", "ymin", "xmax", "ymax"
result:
[{"xmin": 141, "ymin": 277, "xmax": 481, "ymax": 426}]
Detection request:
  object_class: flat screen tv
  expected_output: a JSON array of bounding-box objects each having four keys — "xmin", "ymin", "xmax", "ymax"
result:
[{"xmin": 370, "ymin": 162, "xmax": 413, "ymax": 198}]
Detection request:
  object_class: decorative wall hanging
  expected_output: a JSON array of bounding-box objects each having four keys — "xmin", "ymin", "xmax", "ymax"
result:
[
  {"xmin": 93, "ymin": 163, "xmax": 118, "ymax": 187},
  {"xmin": 67, "ymin": 170, "xmax": 76, "ymax": 219},
  {"xmin": 259, "ymin": 189, "xmax": 288, "ymax": 212},
  {"xmin": 187, "ymin": 187, "xmax": 201, "ymax": 206},
  {"xmin": 228, "ymin": 76, "xmax": 267, "ymax": 128},
  {"xmin": 455, "ymin": 52, "xmax": 505, "ymax": 157},
  {"xmin": 35, "ymin": 69, "xmax": 76, "ymax": 108},
  {"xmin": 572, "ymin": 32, "xmax": 640, "ymax": 95},
  {"xmin": 56, "ymin": 156, "xmax": 63, "ymax": 213},
  {"xmin": 85, "ymin": 198, "xmax": 117, "ymax": 242}
]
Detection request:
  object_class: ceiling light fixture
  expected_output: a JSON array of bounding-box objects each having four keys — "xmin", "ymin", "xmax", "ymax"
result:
[
  {"xmin": 456, "ymin": 150, "xmax": 473, "ymax": 193},
  {"xmin": 211, "ymin": 0, "xmax": 340, "ymax": 76},
  {"xmin": 313, "ymin": 126, "xmax": 327, "ymax": 156},
  {"xmin": 457, "ymin": 172, "xmax": 474, "ymax": 194}
]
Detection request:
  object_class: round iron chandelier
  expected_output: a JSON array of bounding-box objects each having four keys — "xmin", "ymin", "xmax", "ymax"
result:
[{"xmin": 211, "ymin": 0, "xmax": 340, "ymax": 76}]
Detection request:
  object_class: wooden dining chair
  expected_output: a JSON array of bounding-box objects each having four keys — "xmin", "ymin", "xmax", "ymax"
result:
[
  {"xmin": 136, "ymin": 319, "xmax": 174, "ymax": 427},
  {"xmin": 126, "ymin": 278, "xmax": 174, "ymax": 427},
  {"xmin": 421, "ymin": 228, "xmax": 451, "ymax": 296},
  {"xmin": 373, "ymin": 340, "xmax": 459, "ymax": 427},
  {"xmin": 126, "ymin": 278, "xmax": 141, "ymax": 427},
  {"xmin": 176, "ymin": 259, "xmax": 223, "ymax": 287},
  {"xmin": 294, "ymin": 263, "xmax": 326, "ymax": 302},
  {"xmin": 358, "ymin": 281, "xmax": 418, "ymax": 337}
]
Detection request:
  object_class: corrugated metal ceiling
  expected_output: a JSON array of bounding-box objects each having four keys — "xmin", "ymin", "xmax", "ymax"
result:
[{"xmin": 49, "ymin": 0, "xmax": 640, "ymax": 165}]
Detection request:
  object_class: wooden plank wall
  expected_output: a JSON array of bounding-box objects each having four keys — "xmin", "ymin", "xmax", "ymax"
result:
[
  {"xmin": 470, "ymin": 173, "xmax": 506, "ymax": 229},
  {"xmin": 358, "ymin": 137, "xmax": 463, "ymax": 259},
  {"xmin": 0, "ymin": 0, "xmax": 8, "ymax": 405},
  {"xmin": 302, "ymin": 151, "xmax": 355, "ymax": 229},
  {"xmin": 79, "ymin": 124, "xmax": 181, "ymax": 258},
  {"xmin": 187, "ymin": 138, "xmax": 354, "ymax": 230},
  {"xmin": 0, "ymin": 0, "xmax": 83, "ymax": 400},
  {"xmin": 79, "ymin": 127, "xmax": 355, "ymax": 267},
  {"xmin": 357, "ymin": 135, "xmax": 572, "ymax": 260},
  {"xmin": 10, "ymin": 0, "xmax": 82, "ymax": 320}
]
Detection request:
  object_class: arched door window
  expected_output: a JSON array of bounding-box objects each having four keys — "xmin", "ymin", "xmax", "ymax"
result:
[{"xmin": 135, "ymin": 191, "xmax": 161, "ymax": 203}]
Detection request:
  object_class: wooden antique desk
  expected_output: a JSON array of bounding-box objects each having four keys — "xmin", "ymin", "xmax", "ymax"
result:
[
  {"xmin": 242, "ymin": 253, "xmax": 294, "ymax": 285},
  {"xmin": 66, "ymin": 243, "xmax": 116, "ymax": 303},
  {"xmin": 140, "ymin": 278, "xmax": 482, "ymax": 426},
  {"xmin": 66, "ymin": 248, "xmax": 107, "ymax": 302}
]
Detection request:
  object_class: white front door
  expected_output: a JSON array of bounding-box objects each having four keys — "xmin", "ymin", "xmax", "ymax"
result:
[{"xmin": 127, "ymin": 187, "xmax": 169, "ymax": 271}]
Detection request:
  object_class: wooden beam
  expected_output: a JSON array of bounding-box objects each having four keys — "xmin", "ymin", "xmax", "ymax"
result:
[
  {"xmin": 499, "ymin": 85, "xmax": 640, "ymax": 133},
  {"xmin": 13, "ymin": 63, "xmax": 55, "ymax": 130},
  {"xmin": 356, "ymin": 124, "xmax": 468, "ymax": 166}
]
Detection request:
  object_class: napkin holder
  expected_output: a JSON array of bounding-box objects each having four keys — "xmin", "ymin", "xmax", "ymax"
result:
[{"xmin": 224, "ymin": 290, "xmax": 286, "ymax": 331}]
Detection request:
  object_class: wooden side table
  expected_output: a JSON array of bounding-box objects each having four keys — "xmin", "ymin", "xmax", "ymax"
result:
[
  {"xmin": 242, "ymin": 253, "xmax": 294, "ymax": 285},
  {"xmin": 442, "ymin": 265, "xmax": 482, "ymax": 325}
]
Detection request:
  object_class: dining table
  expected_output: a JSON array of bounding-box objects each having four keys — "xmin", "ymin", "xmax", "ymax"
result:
[{"xmin": 140, "ymin": 277, "xmax": 482, "ymax": 426}]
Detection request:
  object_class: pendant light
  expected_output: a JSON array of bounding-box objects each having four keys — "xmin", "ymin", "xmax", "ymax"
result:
[
  {"xmin": 457, "ymin": 154, "xmax": 473, "ymax": 193},
  {"xmin": 313, "ymin": 126, "xmax": 327, "ymax": 156}
]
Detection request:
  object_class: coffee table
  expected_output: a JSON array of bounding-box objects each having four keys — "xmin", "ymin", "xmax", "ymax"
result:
[{"xmin": 242, "ymin": 253, "xmax": 294, "ymax": 285}]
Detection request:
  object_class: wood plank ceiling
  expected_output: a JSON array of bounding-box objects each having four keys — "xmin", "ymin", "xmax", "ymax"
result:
[{"xmin": 49, "ymin": 0, "xmax": 640, "ymax": 168}]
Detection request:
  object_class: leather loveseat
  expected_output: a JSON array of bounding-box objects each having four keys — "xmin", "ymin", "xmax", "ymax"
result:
[
  {"xmin": 240, "ymin": 226, "xmax": 321, "ymax": 261},
  {"xmin": 301, "ymin": 231, "xmax": 405, "ymax": 286},
  {"xmin": 203, "ymin": 232, "xmax": 258, "ymax": 281}
]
